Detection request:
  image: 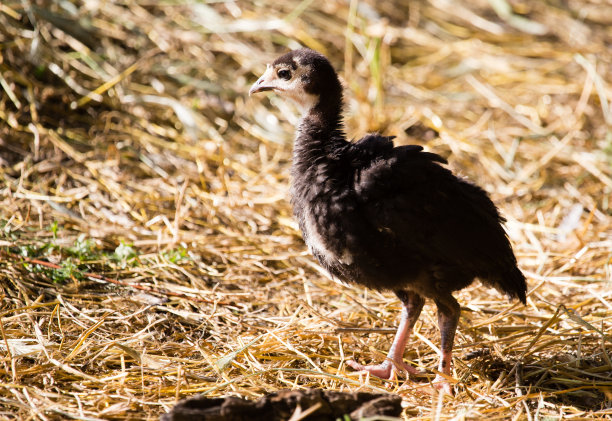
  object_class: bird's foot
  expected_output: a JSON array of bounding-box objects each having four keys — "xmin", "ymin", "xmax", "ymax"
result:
[
  {"xmin": 432, "ymin": 374, "xmax": 454, "ymax": 396},
  {"xmin": 347, "ymin": 358, "xmax": 423, "ymax": 379}
]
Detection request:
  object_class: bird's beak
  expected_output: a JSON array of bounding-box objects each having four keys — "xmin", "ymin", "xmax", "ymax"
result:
[{"xmin": 249, "ymin": 65, "xmax": 277, "ymax": 96}]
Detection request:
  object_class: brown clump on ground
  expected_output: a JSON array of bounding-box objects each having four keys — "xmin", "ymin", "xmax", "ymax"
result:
[{"xmin": 161, "ymin": 389, "xmax": 402, "ymax": 421}]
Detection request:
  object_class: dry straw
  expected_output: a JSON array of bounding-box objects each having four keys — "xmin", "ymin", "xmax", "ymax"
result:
[{"xmin": 0, "ymin": 0, "xmax": 611, "ymax": 419}]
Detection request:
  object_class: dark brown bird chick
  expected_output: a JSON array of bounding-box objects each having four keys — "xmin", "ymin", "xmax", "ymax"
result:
[{"xmin": 249, "ymin": 48, "xmax": 526, "ymax": 395}]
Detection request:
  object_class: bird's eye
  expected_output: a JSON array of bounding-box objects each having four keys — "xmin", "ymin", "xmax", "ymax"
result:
[{"xmin": 277, "ymin": 69, "xmax": 291, "ymax": 80}]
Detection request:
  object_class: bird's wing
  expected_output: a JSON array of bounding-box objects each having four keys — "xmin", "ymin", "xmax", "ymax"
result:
[
  {"xmin": 347, "ymin": 134, "xmax": 432, "ymax": 167},
  {"xmin": 350, "ymin": 137, "xmax": 514, "ymax": 275}
]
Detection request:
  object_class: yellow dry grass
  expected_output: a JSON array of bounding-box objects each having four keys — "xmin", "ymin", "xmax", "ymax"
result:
[{"xmin": 0, "ymin": 0, "xmax": 611, "ymax": 419}]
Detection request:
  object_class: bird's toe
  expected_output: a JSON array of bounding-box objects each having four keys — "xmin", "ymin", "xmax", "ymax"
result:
[
  {"xmin": 347, "ymin": 359, "xmax": 395, "ymax": 379},
  {"xmin": 347, "ymin": 359, "xmax": 421, "ymax": 380},
  {"xmin": 395, "ymin": 360, "xmax": 424, "ymax": 376}
]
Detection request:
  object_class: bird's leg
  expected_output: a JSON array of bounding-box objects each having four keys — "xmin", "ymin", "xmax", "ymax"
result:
[
  {"xmin": 347, "ymin": 290, "xmax": 424, "ymax": 379},
  {"xmin": 433, "ymin": 295, "xmax": 460, "ymax": 395}
]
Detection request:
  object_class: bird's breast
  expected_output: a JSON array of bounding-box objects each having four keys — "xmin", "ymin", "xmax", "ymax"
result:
[
  {"xmin": 291, "ymin": 173, "xmax": 356, "ymax": 268},
  {"xmin": 301, "ymin": 208, "xmax": 353, "ymax": 266}
]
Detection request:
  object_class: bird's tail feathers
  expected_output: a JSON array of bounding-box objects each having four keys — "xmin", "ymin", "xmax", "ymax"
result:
[{"xmin": 487, "ymin": 266, "xmax": 527, "ymax": 304}]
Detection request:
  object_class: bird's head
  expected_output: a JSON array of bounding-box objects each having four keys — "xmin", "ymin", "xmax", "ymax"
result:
[{"xmin": 249, "ymin": 48, "xmax": 342, "ymax": 114}]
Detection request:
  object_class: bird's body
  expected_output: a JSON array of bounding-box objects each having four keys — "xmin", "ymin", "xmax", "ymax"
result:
[{"xmin": 250, "ymin": 48, "xmax": 526, "ymax": 394}]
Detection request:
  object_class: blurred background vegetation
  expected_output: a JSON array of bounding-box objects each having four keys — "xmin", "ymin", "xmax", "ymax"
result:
[{"xmin": 0, "ymin": 0, "xmax": 611, "ymax": 419}]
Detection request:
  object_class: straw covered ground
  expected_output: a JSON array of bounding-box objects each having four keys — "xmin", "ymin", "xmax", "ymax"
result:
[{"xmin": 1, "ymin": 0, "xmax": 611, "ymax": 419}]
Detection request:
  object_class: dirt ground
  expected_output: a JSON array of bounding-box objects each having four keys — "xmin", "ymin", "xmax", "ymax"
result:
[{"xmin": 0, "ymin": 0, "xmax": 611, "ymax": 419}]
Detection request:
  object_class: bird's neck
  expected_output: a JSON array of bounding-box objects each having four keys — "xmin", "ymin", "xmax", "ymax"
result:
[
  {"xmin": 303, "ymin": 94, "xmax": 343, "ymax": 132},
  {"xmin": 294, "ymin": 95, "xmax": 347, "ymax": 161},
  {"xmin": 291, "ymin": 96, "xmax": 349, "ymax": 204}
]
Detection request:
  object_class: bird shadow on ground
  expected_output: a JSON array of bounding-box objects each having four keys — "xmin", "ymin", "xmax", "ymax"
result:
[{"xmin": 462, "ymin": 352, "xmax": 611, "ymax": 411}]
